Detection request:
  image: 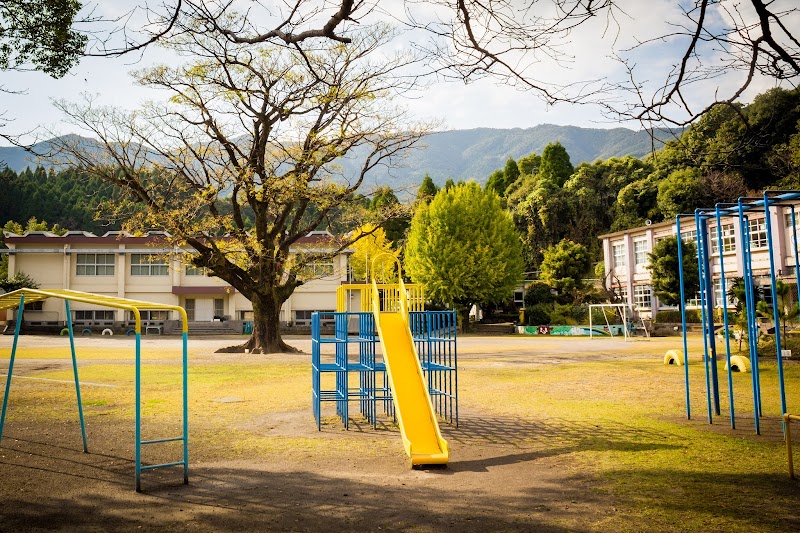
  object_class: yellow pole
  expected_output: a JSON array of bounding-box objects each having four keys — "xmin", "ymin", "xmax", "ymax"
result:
[{"xmin": 786, "ymin": 413, "xmax": 799, "ymax": 479}]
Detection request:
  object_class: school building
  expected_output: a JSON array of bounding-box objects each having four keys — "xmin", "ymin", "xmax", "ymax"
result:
[
  {"xmin": 598, "ymin": 204, "xmax": 800, "ymax": 321},
  {"xmin": 1, "ymin": 230, "xmax": 350, "ymax": 333}
]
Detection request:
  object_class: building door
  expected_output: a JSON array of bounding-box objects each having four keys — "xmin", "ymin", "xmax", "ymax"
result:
[
  {"xmin": 214, "ymin": 298, "xmax": 224, "ymax": 319},
  {"xmin": 185, "ymin": 298, "xmax": 195, "ymax": 321}
]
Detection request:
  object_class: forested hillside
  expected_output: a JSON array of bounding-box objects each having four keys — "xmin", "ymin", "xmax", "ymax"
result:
[
  {"xmin": 0, "ymin": 125, "xmax": 674, "ymax": 189},
  {"xmin": 0, "ymin": 166, "xmax": 120, "ymax": 234}
]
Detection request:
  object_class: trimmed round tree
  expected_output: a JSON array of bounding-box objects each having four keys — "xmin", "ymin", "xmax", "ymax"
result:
[{"xmin": 404, "ymin": 182, "xmax": 524, "ymax": 328}]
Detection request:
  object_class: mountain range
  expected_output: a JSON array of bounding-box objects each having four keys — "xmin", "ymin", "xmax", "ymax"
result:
[{"xmin": 0, "ymin": 124, "xmax": 678, "ymax": 194}]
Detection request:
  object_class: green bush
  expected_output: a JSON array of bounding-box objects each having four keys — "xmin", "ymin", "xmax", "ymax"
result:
[
  {"xmin": 525, "ymin": 304, "xmax": 551, "ymax": 325},
  {"xmin": 654, "ymin": 309, "xmax": 702, "ymax": 323},
  {"xmin": 524, "ymin": 281, "xmax": 555, "ymax": 307},
  {"xmin": 757, "ymin": 337, "xmax": 800, "ymax": 358}
]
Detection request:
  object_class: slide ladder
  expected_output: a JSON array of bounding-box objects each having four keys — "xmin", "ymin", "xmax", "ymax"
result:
[{"xmin": 370, "ymin": 256, "xmax": 449, "ymax": 466}]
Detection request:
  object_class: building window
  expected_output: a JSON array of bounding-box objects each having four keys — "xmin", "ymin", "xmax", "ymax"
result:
[
  {"xmin": 611, "ymin": 286, "xmax": 628, "ymax": 304},
  {"xmin": 74, "ymin": 310, "xmax": 115, "ymax": 323},
  {"xmin": 129, "ymin": 310, "xmax": 169, "ymax": 322},
  {"xmin": 301, "ymin": 257, "xmax": 335, "ymax": 278},
  {"xmin": 713, "ymin": 279, "xmax": 734, "ymax": 308},
  {"xmin": 633, "ymin": 285, "xmax": 652, "ymax": 310},
  {"xmin": 749, "ymin": 218, "xmax": 768, "ymax": 249},
  {"xmin": 514, "ymin": 290, "xmax": 524, "ymax": 306},
  {"xmin": 294, "ymin": 310, "xmax": 334, "ymax": 326},
  {"xmin": 612, "ymin": 243, "xmax": 626, "ymax": 269},
  {"xmin": 130, "ymin": 254, "xmax": 169, "ymax": 276},
  {"xmin": 680, "ymin": 230, "xmax": 697, "ymax": 244},
  {"xmin": 710, "ymin": 223, "xmax": 735, "ymax": 254},
  {"xmin": 214, "ymin": 298, "xmax": 224, "ymax": 318},
  {"xmin": 634, "ymin": 239, "xmax": 649, "ymax": 266},
  {"xmin": 185, "ymin": 298, "xmax": 195, "ymax": 321},
  {"xmin": 185, "ymin": 264, "xmax": 206, "ymax": 276},
  {"xmin": 76, "ymin": 253, "xmax": 115, "ymax": 276}
]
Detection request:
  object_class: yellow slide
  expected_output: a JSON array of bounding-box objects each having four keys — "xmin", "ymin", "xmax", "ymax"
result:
[{"xmin": 376, "ymin": 312, "xmax": 449, "ymax": 466}]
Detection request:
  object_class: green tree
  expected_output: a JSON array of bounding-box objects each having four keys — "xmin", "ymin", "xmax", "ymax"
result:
[
  {"xmin": 657, "ymin": 168, "xmax": 703, "ymax": 219},
  {"xmin": 415, "ymin": 174, "xmax": 439, "ymax": 205},
  {"xmin": 0, "ymin": 0, "xmax": 86, "ymax": 77},
  {"xmin": 55, "ymin": 26, "xmax": 428, "ymax": 353},
  {"xmin": 647, "ymin": 236, "xmax": 700, "ymax": 310},
  {"xmin": 517, "ymin": 152, "xmax": 541, "ymax": 176},
  {"xmin": 370, "ymin": 186, "xmax": 410, "ymax": 246},
  {"xmin": 405, "ymin": 182, "xmax": 524, "ymax": 329},
  {"xmin": 611, "ymin": 178, "xmax": 660, "ymax": 231},
  {"xmin": 485, "ymin": 169, "xmax": 506, "ymax": 196},
  {"xmin": 539, "ymin": 239, "xmax": 592, "ymax": 297},
  {"xmin": 538, "ymin": 142, "xmax": 574, "ymax": 187},
  {"xmin": 0, "ymin": 272, "xmax": 39, "ymax": 292},
  {"xmin": 513, "ymin": 178, "xmax": 576, "ymax": 268}
]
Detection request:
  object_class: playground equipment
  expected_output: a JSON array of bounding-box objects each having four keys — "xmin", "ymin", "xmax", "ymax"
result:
[
  {"xmin": 0, "ymin": 288, "xmax": 189, "ymax": 492},
  {"xmin": 312, "ymin": 256, "xmax": 456, "ymax": 466},
  {"xmin": 588, "ymin": 303, "xmax": 637, "ymax": 340},
  {"xmin": 664, "ymin": 349, "xmax": 683, "ymax": 366},
  {"xmin": 674, "ymin": 191, "xmax": 800, "ymax": 436}
]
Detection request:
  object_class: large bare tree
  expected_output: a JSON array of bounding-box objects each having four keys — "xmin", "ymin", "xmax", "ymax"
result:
[
  {"xmin": 90, "ymin": 0, "xmax": 799, "ymax": 127},
  {"xmin": 54, "ymin": 23, "xmax": 429, "ymax": 353}
]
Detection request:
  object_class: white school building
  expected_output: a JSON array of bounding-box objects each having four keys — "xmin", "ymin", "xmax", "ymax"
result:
[{"xmin": 598, "ymin": 204, "xmax": 800, "ymax": 321}]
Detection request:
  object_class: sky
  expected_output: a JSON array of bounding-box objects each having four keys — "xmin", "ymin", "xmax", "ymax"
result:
[{"xmin": 0, "ymin": 0, "xmax": 793, "ymax": 146}]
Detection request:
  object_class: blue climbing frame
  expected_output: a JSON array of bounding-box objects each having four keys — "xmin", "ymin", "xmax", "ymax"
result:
[
  {"xmin": 311, "ymin": 310, "xmax": 458, "ymax": 430},
  {"xmin": 676, "ymin": 190, "xmax": 800, "ymax": 435},
  {"xmin": 0, "ymin": 288, "xmax": 189, "ymax": 492}
]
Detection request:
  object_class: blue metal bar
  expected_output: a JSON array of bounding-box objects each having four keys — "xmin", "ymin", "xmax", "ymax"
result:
[
  {"xmin": 763, "ymin": 192, "xmax": 789, "ymax": 423},
  {"xmin": 135, "ymin": 331, "xmax": 142, "ymax": 492},
  {"xmin": 739, "ymin": 208, "xmax": 762, "ymax": 433},
  {"xmin": 676, "ymin": 216, "xmax": 692, "ymax": 420},
  {"xmin": 182, "ymin": 330, "xmax": 189, "ymax": 485},
  {"xmin": 705, "ymin": 216, "xmax": 721, "ymax": 417},
  {"xmin": 695, "ymin": 212, "xmax": 714, "ymax": 423},
  {"xmin": 715, "ymin": 206, "xmax": 736, "ymax": 429},
  {"xmin": 140, "ymin": 460, "xmax": 187, "ymax": 471},
  {"xmin": 65, "ymin": 300, "xmax": 88, "ymax": 452},
  {"xmin": 0, "ymin": 294, "xmax": 25, "ymax": 444},
  {"xmin": 141, "ymin": 436, "xmax": 185, "ymax": 445},
  {"xmin": 792, "ymin": 207, "xmax": 800, "ymax": 315}
]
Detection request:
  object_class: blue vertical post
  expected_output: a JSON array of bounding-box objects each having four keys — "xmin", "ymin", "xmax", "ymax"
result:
[
  {"xmin": 763, "ymin": 192, "xmax": 788, "ymax": 421},
  {"xmin": 791, "ymin": 207, "xmax": 800, "ymax": 311},
  {"xmin": 739, "ymin": 207, "xmax": 761, "ymax": 433},
  {"xmin": 135, "ymin": 330, "xmax": 142, "ymax": 492},
  {"xmin": 715, "ymin": 206, "xmax": 736, "ymax": 429},
  {"xmin": 676, "ymin": 216, "xmax": 691, "ymax": 420},
  {"xmin": 0, "ymin": 293, "xmax": 25, "ymax": 444},
  {"xmin": 703, "ymin": 213, "xmax": 721, "ymax": 417},
  {"xmin": 182, "ymin": 330, "xmax": 189, "ymax": 485},
  {"xmin": 64, "ymin": 300, "xmax": 88, "ymax": 452},
  {"xmin": 695, "ymin": 212, "xmax": 714, "ymax": 423}
]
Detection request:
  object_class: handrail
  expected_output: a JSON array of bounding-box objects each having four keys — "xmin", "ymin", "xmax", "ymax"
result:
[{"xmin": 370, "ymin": 252, "xmax": 409, "ymax": 322}]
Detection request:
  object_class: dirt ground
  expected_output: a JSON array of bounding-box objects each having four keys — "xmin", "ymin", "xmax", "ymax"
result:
[{"xmin": 0, "ymin": 333, "xmax": 786, "ymax": 532}]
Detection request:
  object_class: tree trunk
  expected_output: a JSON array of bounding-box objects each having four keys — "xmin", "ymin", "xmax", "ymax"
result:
[{"xmin": 216, "ymin": 290, "xmax": 300, "ymax": 354}]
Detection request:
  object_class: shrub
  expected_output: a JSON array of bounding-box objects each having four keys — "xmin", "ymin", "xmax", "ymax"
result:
[
  {"xmin": 525, "ymin": 304, "xmax": 551, "ymax": 325},
  {"xmin": 523, "ymin": 281, "xmax": 555, "ymax": 307},
  {"xmin": 654, "ymin": 309, "xmax": 702, "ymax": 323},
  {"xmin": 757, "ymin": 337, "xmax": 800, "ymax": 358}
]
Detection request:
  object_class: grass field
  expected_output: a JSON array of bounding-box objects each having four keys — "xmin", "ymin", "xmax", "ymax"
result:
[{"xmin": 1, "ymin": 333, "xmax": 799, "ymax": 531}]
